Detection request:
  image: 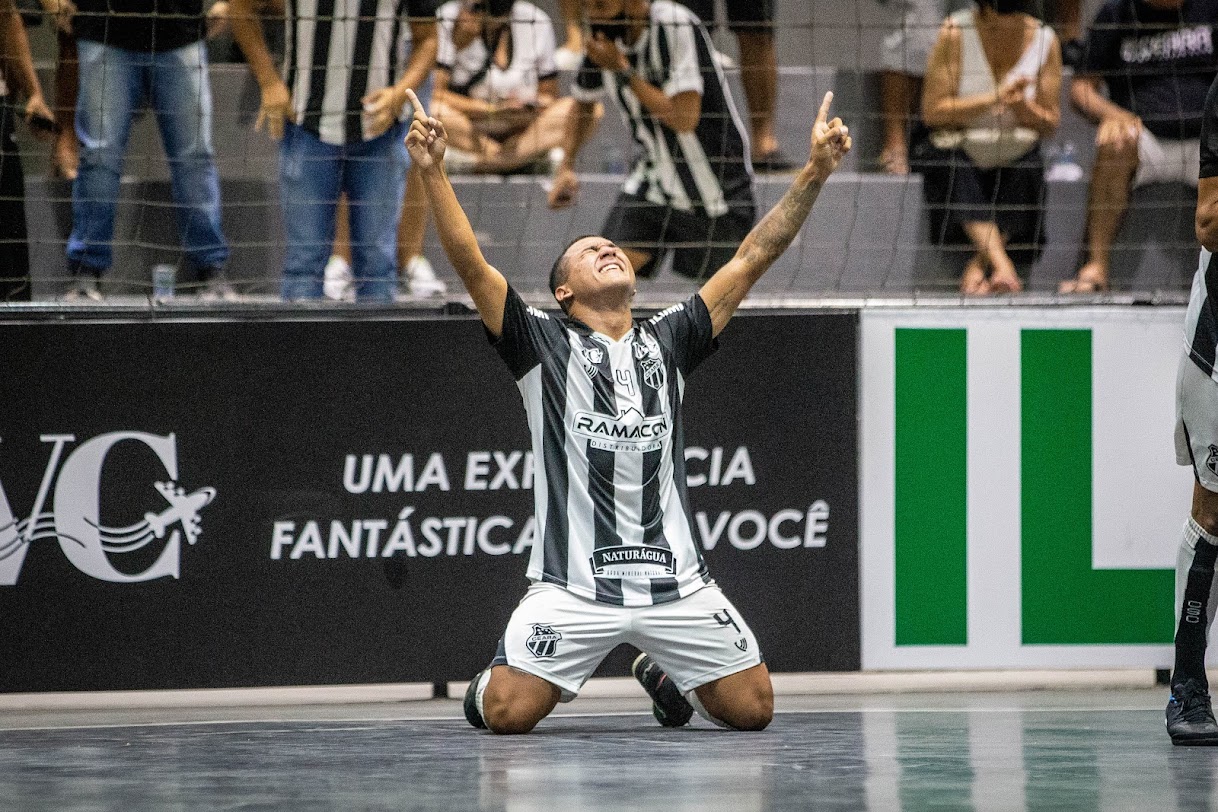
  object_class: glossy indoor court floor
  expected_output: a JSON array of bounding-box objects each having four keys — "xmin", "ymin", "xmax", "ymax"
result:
[{"xmin": 0, "ymin": 689, "xmax": 1203, "ymax": 811}]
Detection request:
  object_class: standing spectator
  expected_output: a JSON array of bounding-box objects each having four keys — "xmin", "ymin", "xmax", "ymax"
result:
[
  {"xmin": 549, "ymin": 0, "xmax": 754, "ymax": 282},
  {"xmin": 65, "ymin": 0, "xmax": 232, "ymax": 301},
  {"xmin": 1059, "ymin": 0, "xmax": 1218, "ymax": 293},
  {"xmin": 675, "ymin": 0, "xmax": 790, "ymax": 171},
  {"xmin": 0, "ymin": 0, "xmax": 54, "ymax": 301},
  {"xmin": 431, "ymin": 0, "xmax": 588, "ymax": 173},
  {"xmin": 554, "ymin": 0, "xmax": 788, "ymax": 169},
  {"xmin": 917, "ymin": 0, "xmax": 1061, "ymax": 294},
  {"xmin": 231, "ymin": 0, "xmax": 437, "ymax": 302},
  {"xmin": 879, "ymin": 0, "xmax": 968, "ymax": 174},
  {"xmin": 35, "ymin": 0, "xmax": 80, "ymax": 179}
]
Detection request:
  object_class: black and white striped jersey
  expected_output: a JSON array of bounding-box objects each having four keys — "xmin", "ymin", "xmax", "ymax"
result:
[
  {"xmin": 570, "ymin": 0, "xmax": 752, "ymax": 217},
  {"xmin": 1186, "ymin": 73, "xmax": 1218, "ymax": 376},
  {"xmin": 281, "ymin": 0, "xmax": 436, "ymax": 145},
  {"xmin": 491, "ymin": 286, "xmax": 717, "ymax": 606}
]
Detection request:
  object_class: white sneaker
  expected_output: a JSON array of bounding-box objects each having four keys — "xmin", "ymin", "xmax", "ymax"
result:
[
  {"xmin": 323, "ymin": 255, "xmax": 354, "ymax": 301},
  {"xmin": 199, "ymin": 277, "xmax": 240, "ymax": 302},
  {"xmin": 406, "ymin": 255, "xmax": 447, "ymax": 297},
  {"xmin": 63, "ymin": 276, "xmax": 103, "ymax": 302}
]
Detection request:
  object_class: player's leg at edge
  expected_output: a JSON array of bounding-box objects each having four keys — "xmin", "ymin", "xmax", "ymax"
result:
[
  {"xmin": 1167, "ymin": 480, "xmax": 1218, "ymax": 745},
  {"xmin": 633, "ymin": 653, "xmax": 773, "ymax": 731},
  {"xmin": 464, "ymin": 665, "xmax": 561, "ymax": 735}
]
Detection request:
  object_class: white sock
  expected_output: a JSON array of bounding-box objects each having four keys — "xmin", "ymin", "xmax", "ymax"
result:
[
  {"xmin": 687, "ymin": 689, "xmax": 732, "ymax": 730},
  {"xmin": 474, "ymin": 668, "xmax": 492, "ymax": 720}
]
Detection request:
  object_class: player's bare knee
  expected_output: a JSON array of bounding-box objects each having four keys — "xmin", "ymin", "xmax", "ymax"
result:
[{"xmin": 481, "ymin": 692, "xmax": 543, "ymax": 735}]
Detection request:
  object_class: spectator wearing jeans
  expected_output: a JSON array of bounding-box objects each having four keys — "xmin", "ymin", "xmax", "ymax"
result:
[
  {"xmin": 0, "ymin": 0, "xmax": 54, "ymax": 301},
  {"xmin": 65, "ymin": 0, "xmax": 232, "ymax": 301},
  {"xmin": 1059, "ymin": 0, "xmax": 1218, "ymax": 293},
  {"xmin": 231, "ymin": 0, "xmax": 438, "ymax": 302}
]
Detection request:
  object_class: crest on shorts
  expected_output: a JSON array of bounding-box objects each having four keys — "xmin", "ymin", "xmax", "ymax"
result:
[
  {"xmin": 1208, "ymin": 445, "xmax": 1218, "ymax": 476},
  {"xmin": 525, "ymin": 623, "xmax": 562, "ymax": 658}
]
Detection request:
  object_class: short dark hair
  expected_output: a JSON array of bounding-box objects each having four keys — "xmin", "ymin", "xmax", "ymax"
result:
[{"xmin": 550, "ymin": 234, "xmax": 599, "ymax": 311}]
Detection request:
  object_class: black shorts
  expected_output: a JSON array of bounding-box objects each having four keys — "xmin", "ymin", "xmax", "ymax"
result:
[
  {"xmin": 601, "ymin": 193, "xmax": 755, "ymax": 280},
  {"xmin": 676, "ymin": 0, "xmax": 774, "ymax": 32}
]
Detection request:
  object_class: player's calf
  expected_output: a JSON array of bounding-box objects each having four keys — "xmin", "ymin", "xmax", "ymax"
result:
[{"xmin": 691, "ymin": 664, "xmax": 774, "ymax": 731}]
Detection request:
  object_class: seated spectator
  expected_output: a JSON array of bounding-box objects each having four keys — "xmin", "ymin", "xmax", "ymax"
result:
[
  {"xmin": 231, "ymin": 0, "xmax": 437, "ymax": 302},
  {"xmin": 0, "ymin": 0, "xmax": 54, "ymax": 301},
  {"xmin": 64, "ymin": 0, "xmax": 233, "ymax": 301},
  {"xmin": 916, "ymin": 0, "xmax": 1061, "ymax": 295},
  {"xmin": 1059, "ymin": 0, "xmax": 1218, "ymax": 293},
  {"xmin": 431, "ymin": 0, "xmax": 580, "ymax": 174}
]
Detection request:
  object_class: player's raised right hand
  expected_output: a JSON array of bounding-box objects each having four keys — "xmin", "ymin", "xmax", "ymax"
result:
[{"xmin": 404, "ymin": 88, "xmax": 447, "ymax": 171}]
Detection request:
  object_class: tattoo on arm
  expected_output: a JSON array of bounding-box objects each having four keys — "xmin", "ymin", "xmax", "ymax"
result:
[{"xmin": 739, "ymin": 175, "xmax": 824, "ymax": 276}]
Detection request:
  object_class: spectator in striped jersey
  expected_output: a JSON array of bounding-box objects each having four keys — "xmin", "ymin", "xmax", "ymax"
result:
[{"xmin": 547, "ymin": 0, "xmax": 755, "ymax": 282}]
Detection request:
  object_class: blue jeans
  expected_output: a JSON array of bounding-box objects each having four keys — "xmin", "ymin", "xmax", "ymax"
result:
[
  {"xmin": 67, "ymin": 39, "xmax": 229, "ymax": 273},
  {"xmin": 278, "ymin": 121, "xmax": 409, "ymax": 302}
]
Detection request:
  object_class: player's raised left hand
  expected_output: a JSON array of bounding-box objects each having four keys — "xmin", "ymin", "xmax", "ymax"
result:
[
  {"xmin": 808, "ymin": 91, "xmax": 851, "ymax": 181},
  {"xmin": 404, "ymin": 88, "xmax": 447, "ymax": 171}
]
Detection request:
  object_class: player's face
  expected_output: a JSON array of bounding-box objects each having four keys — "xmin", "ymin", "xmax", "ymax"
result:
[{"xmin": 559, "ymin": 237, "xmax": 635, "ymax": 307}]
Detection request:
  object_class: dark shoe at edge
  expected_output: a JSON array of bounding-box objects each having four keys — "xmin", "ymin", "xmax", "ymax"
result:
[
  {"xmin": 1167, "ymin": 679, "xmax": 1218, "ymax": 745},
  {"xmin": 632, "ymin": 653, "xmax": 693, "ymax": 728}
]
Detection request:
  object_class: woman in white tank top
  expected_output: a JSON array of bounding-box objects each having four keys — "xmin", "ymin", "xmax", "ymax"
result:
[{"xmin": 918, "ymin": 0, "xmax": 1062, "ymax": 295}]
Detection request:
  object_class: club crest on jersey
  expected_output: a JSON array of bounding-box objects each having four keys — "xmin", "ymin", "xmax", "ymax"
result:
[
  {"xmin": 1208, "ymin": 446, "xmax": 1218, "ymax": 476},
  {"xmin": 525, "ymin": 624, "xmax": 562, "ymax": 658},
  {"xmin": 634, "ymin": 334, "xmax": 666, "ymax": 390}
]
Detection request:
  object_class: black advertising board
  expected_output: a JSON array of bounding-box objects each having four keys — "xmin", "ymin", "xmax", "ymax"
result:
[{"xmin": 0, "ymin": 310, "xmax": 858, "ymax": 692}]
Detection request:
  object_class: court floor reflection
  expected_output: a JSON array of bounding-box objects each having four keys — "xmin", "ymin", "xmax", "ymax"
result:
[{"xmin": 0, "ymin": 689, "xmax": 1206, "ymax": 811}]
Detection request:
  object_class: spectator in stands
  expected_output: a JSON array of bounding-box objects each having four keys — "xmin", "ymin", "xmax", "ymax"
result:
[
  {"xmin": 34, "ymin": 0, "xmax": 79, "ymax": 179},
  {"xmin": 0, "ymin": 0, "xmax": 54, "ymax": 301},
  {"xmin": 64, "ymin": 0, "xmax": 233, "ymax": 301},
  {"xmin": 553, "ymin": 0, "xmax": 789, "ymax": 170},
  {"xmin": 881, "ymin": 0, "xmax": 1080, "ymax": 175},
  {"xmin": 879, "ymin": 0, "xmax": 967, "ymax": 175},
  {"xmin": 429, "ymin": 0, "xmax": 584, "ymax": 174},
  {"xmin": 917, "ymin": 0, "xmax": 1061, "ymax": 294},
  {"xmin": 548, "ymin": 0, "xmax": 754, "ymax": 282},
  {"xmin": 1058, "ymin": 0, "xmax": 1218, "ymax": 293},
  {"xmin": 231, "ymin": 0, "xmax": 437, "ymax": 302}
]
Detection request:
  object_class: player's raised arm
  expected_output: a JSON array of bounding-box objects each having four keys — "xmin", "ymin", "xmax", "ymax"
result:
[
  {"xmin": 699, "ymin": 91, "xmax": 851, "ymax": 337},
  {"xmin": 404, "ymin": 88, "xmax": 509, "ymax": 336}
]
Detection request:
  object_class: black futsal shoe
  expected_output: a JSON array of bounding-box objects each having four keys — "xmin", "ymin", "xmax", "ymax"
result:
[
  {"xmin": 464, "ymin": 670, "xmax": 487, "ymax": 730},
  {"xmin": 1166, "ymin": 679, "xmax": 1218, "ymax": 745},
  {"xmin": 632, "ymin": 654, "xmax": 693, "ymax": 728}
]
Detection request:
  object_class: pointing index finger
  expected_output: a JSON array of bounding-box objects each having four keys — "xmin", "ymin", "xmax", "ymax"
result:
[
  {"xmin": 404, "ymin": 88, "xmax": 426, "ymax": 121},
  {"xmin": 815, "ymin": 91, "xmax": 834, "ymax": 126}
]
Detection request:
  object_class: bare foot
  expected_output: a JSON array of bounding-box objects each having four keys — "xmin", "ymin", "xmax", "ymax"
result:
[
  {"xmin": 960, "ymin": 259, "xmax": 991, "ymax": 296},
  {"xmin": 987, "ymin": 251, "xmax": 1023, "ymax": 293},
  {"xmin": 1058, "ymin": 261, "xmax": 1109, "ymax": 293}
]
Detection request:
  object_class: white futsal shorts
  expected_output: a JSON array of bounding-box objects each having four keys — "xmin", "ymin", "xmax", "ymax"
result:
[
  {"xmin": 1175, "ymin": 353, "xmax": 1218, "ymax": 493},
  {"xmin": 490, "ymin": 582, "xmax": 763, "ymax": 701}
]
